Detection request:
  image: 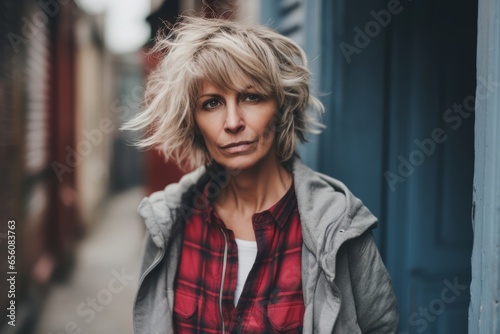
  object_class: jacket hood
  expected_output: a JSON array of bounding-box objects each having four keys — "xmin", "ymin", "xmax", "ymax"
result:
[
  {"xmin": 291, "ymin": 159, "xmax": 378, "ymax": 279},
  {"xmin": 137, "ymin": 166, "xmax": 206, "ymax": 249},
  {"xmin": 137, "ymin": 157, "xmax": 378, "ymax": 267}
]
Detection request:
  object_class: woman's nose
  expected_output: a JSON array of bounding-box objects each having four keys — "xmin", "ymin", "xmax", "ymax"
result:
[{"xmin": 224, "ymin": 101, "xmax": 245, "ymax": 133}]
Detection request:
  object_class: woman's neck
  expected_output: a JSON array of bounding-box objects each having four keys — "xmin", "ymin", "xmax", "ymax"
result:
[{"xmin": 214, "ymin": 158, "xmax": 293, "ymax": 217}]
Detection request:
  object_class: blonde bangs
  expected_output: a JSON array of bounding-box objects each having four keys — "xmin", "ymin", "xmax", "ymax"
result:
[{"xmin": 188, "ymin": 42, "xmax": 277, "ymax": 99}]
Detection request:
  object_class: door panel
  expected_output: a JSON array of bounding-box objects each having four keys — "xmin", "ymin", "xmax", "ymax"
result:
[{"xmin": 380, "ymin": 0, "xmax": 475, "ymax": 332}]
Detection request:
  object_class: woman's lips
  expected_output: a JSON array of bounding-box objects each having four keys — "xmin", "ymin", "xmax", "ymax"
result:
[{"xmin": 220, "ymin": 140, "xmax": 257, "ymax": 153}]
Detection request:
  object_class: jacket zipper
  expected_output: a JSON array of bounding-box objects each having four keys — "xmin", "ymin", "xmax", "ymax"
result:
[{"xmin": 219, "ymin": 227, "xmax": 228, "ymax": 333}]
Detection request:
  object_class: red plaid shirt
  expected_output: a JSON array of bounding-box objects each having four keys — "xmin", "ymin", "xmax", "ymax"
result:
[{"xmin": 173, "ymin": 177, "xmax": 305, "ymax": 333}]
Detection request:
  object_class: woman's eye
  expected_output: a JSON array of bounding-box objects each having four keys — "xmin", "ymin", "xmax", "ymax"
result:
[
  {"xmin": 202, "ymin": 99, "xmax": 221, "ymax": 110},
  {"xmin": 244, "ymin": 94, "xmax": 261, "ymax": 103}
]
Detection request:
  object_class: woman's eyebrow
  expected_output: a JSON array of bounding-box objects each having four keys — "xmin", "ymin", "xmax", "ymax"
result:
[{"xmin": 240, "ymin": 86, "xmax": 256, "ymax": 91}]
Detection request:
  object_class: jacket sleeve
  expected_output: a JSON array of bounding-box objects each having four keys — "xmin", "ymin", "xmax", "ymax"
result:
[{"xmin": 347, "ymin": 231, "xmax": 399, "ymax": 333}]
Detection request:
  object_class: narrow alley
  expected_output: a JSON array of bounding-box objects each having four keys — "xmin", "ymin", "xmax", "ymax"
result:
[{"xmin": 35, "ymin": 188, "xmax": 146, "ymax": 334}]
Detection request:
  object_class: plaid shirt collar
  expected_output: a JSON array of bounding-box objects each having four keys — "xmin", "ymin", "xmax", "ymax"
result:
[{"xmin": 200, "ymin": 177, "xmax": 296, "ymax": 230}]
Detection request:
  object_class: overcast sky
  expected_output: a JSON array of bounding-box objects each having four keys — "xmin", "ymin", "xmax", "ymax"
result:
[{"xmin": 76, "ymin": 0, "xmax": 151, "ymax": 54}]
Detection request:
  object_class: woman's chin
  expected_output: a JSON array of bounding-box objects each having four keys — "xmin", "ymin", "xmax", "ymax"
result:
[
  {"xmin": 214, "ymin": 156, "xmax": 263, "ymax": 173},
  {"xmin": 217, "ymin": 161, "xmax": 251, "ymax": 173}
]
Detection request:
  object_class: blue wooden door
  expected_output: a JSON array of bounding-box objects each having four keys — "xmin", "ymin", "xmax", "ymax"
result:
[
  {"xmin": 381, "ymin": 0, "xmax": 476, "ymax": 331},
  {"xmin": 261, "ymin": 0, "xmax": 476, "ymax": 332}
]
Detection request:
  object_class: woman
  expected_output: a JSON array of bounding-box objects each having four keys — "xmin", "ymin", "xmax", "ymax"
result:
[{"xmin": 125, "ymin": 16, "xmax": 398, "ymax": 333}]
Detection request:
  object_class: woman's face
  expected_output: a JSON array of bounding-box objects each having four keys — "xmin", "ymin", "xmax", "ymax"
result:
[{"xmin": 195, "ymin": 80, "xmax": 278, "ymax": 171}]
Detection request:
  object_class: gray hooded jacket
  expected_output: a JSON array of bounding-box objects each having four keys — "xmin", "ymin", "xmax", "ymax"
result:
[{"xmin": 133, "ymin": 158, "xmax": 399, "ymax": 333}]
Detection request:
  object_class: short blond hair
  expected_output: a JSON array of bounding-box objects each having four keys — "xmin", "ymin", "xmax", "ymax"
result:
[{"xmin": 123, "ymin": 16, "xmax": 324, "ymax": 170}]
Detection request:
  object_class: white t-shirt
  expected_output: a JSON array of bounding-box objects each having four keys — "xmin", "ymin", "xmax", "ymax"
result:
[{"xmin": 234, "ymin": 238, "xmax": 258, "ymax": 306}]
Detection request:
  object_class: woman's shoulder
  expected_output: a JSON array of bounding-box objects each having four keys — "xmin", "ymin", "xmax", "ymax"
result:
[{"xmin": 136, "ymin": 167, "xmax": 208, "ymax": 244}]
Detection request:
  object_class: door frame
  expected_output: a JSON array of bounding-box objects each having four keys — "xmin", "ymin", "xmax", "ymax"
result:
[{"xmin": 469, "ymin": 0, "xmax": 500, "ymax": 331}]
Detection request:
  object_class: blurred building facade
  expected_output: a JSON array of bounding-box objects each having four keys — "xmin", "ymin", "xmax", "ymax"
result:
[
  {"xmin": 74, "ymin": 12, "xmax": 115, "ymax": 226},
  {"xmin": 0, "ymin": 0, "xmax": 133, "ymax": 331},
  {"xmin": 1, "ymin": 1, "xmax": 81, "ymax": 331}
]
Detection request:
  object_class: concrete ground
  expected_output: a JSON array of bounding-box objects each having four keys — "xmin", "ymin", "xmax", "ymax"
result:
[{"xmin": 35, "ymin": 187, "xmax": 146, "ymax": 334}]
